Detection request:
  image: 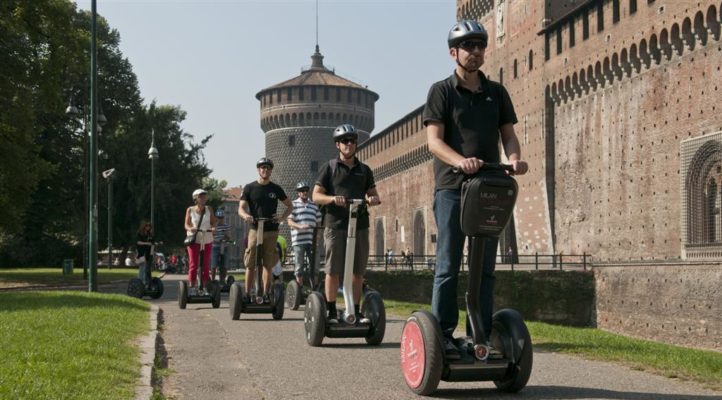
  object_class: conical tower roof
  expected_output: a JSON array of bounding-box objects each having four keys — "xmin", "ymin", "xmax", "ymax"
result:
[{"xmin": 256, "ymin": 47, "xmax": 379, "ymax": 100}]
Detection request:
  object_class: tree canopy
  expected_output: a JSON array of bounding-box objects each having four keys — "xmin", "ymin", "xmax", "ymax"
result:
[{"xmin": 0, "ymin": 1, "xmax": 214, "ymax": 266}]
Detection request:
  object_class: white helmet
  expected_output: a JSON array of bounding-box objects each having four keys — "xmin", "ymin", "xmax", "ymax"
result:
[{"xmin": 192, "ymin": 188, "xmax": 207, "ymax": 199}]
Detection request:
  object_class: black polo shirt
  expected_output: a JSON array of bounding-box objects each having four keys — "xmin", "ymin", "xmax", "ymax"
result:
[
  {"xmin": 315, "ymin": 157, "xmax": 376, "ymax": 230},
  {"xmin": 241, "ymin": 181, "xmax": 287, "ymax": 231},
  {"xmin": 423, "ymin": 71, "xmax": 518, "ymax": 190}
]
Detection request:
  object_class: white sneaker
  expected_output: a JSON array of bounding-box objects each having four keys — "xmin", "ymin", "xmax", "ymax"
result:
[{"xmin": 357, "ymin": 313, "xmax": 371, "ymax": 324}]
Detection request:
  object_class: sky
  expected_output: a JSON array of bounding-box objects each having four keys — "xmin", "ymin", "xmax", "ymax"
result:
[{"xmin": 74, "ymin": 0, "xmax": 457, "ymax": 187}]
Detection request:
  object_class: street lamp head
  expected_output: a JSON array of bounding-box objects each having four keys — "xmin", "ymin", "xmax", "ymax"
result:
[
  {"xmin": 102, "ymin": 168, "xmax": 116, "ymax": 179},
  {"xmin": 148, "ymin": 146, "xmax": 159, "ymax": 160},
  {"xmin": 65, "ymin": 104, "xmax": 80, "ymax": 117}
]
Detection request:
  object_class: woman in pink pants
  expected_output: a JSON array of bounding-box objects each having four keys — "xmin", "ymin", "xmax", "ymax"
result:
[{"xmin": 184, "ymin": 188, "xmax": 217, "ymax": 295}]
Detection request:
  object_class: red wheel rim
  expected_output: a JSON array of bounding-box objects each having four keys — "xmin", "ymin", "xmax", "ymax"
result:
[{"xmin": 400, "ymin": 319, "xmax": 426, "ymax": 389}]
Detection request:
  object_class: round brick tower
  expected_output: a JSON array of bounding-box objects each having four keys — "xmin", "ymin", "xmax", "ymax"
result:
[{"xmin": 256, "ymin": 46, "xmax": 379, "ymax": 200}]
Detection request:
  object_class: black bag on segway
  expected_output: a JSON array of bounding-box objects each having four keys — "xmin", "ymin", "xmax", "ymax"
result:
[{"xmin": 460, "ymin": 170, "xmax": 518, "ymax": 237}]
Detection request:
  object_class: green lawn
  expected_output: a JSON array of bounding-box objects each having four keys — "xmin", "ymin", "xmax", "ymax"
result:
[
  {"xmin": 0, "ymin": 268, "xmax": 158, "ymax": 287},
  {"xmin": 0, "ymin": 291, "xmax": 149, "ymax": 400},
  {"xmin": 383, "ymin": 299, "xmax": 722, "ymax": 390}
]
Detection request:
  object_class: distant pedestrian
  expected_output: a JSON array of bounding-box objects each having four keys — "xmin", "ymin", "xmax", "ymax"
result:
[
  {"xmin": 211, "ymin": 209, "xmax": 231, "ymax": 283},
  {"xmin": 136, "ymin": 221, "xmax": 154, "ymax": 285}
]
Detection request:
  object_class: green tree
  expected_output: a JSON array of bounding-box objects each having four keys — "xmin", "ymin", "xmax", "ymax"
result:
[{"xmin": 0, "ymin": 1, "xmax": 213, "ymax": 266}]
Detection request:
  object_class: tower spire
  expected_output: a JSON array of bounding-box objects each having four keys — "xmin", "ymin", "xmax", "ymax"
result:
[{"xmin": 309, "ymin": 0, "xmax": 326, "ymax": 70}]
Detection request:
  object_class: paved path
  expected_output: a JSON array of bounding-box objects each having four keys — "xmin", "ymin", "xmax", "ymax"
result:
[{"xmin": 151, "ymin": 275, "xmax": 721, "ymax": 400}]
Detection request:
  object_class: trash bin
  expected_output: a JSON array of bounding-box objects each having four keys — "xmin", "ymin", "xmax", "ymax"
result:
[{"xmin": 62, "ymin": 259, "xmax": 74, "ymax": 275}]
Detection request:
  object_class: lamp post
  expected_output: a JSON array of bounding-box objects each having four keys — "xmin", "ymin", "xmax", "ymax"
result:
[
  {"xmin": 65, "ymin": 103, "xmax": 106, "ymax": 280},
  {"xmin": 148, "ymin": 129, "xmax": 159, "ymax": 230},
  {"xmin": 102, "ymin": 168, "xmax": 116, "ymax": 270}
]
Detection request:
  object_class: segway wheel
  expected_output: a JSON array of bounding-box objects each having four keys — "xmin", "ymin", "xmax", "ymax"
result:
[
  {"xmin": 127, "ymin": 278, "xmax": 145, "ymax": 298},
  {"xmin": 209, "ymin": 281, "xmax": 221, "ymax": 309},
  {"xmin": 285, "ymin": 280, "xmax": 301, "ymax": 310},
  {"xmin": 362, "ymin": 291, "xmax": 386, "ymax": 345},
  {"xmin": 491, "ymin": 309, "xmax": 533, "ymax": 393},
  {"xmin": 304, "ymin": 292, "xmax": 326, "ymax": 346},
  {"xmin": 226, "ymin": 275, "xmax": 235, "ymax": 285},
  {"xmin": 229, "ymin": 283, "xmax": 244, "ymax": 320},
  {"xmin": 400, "ymin": 310, "xmax": 444, "ymax": 396},
  {"xmin": 178, "ymin": 281, "xmax": 188, "ymax": 309},
  {"xmin": 272, "ymin": 281, "xmax": 285, "ymax": 320},
  {"xmin": 149, "ymin": 277, "xmax": 164, "ymax": 299}
]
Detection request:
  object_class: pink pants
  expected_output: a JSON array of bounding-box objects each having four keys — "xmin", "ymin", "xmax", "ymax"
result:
[{"xmin": 187, "ymin": 242, "xmax": 212, "ymax": 286}]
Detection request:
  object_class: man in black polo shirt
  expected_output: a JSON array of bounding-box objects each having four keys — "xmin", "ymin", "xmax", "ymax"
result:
[
  {"xmin": 313, "ymin": 124, "xmax": 381, "ymax": 324},
  {"xmin": 239, "ymin": 157, "xmax": 292, "ymax": 299},
  {"xmin": 424, "ymin": 20, "xmax": 529, "ymax": 358}
]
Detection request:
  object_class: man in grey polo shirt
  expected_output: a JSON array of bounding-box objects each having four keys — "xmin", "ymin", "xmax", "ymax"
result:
[
  {"xmin": 424, "ymin": 20, "xmax": 528, "ymax": 358},
  {"xmin": 313, "ymin": 124, "xmax": 381, "ymax": 324}
]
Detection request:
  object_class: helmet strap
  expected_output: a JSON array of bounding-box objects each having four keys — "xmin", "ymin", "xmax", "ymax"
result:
[{"xmin": 455, "ymin": 50, "xmax": 478, "ymax": 74}]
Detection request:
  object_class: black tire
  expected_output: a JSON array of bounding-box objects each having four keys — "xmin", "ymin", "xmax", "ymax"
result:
[
  {"xmin": 209, "ymin": 281, "xmax": 221, "ymax": 309},
  {"xmin": 362, "ymin": 291, "xmax": 386, "ymax": 345},
  {"xmin": 400, "ymin": 310, "xmax": 444, "ymax": 396},
  {"xmin": 226, "ymin": 275, "xmax": 235, "ymax": 285},
  {"xmin": 149, "ymin": 277, "xmax": 164, "ymax": 299},
  {"xmin": 178, "ymin": 281, "xmax": 188, "ymax": 309},
  {"xmin": 272, "ymin": 281, "xmax": 285, "ymax": 320},
  {"xmin": 127, "ymin": 278, "xmax": 145, "ymax": 298},
  {"xmin": 491, "ymin": 309, "xmax": 534, "ymax": 393},
  {"xmin": 229, "ymin": 283, "xmax": 244, "ymax": 320},
  {"xmin": 285, "ymin": 280, "xmax": 301, "ymax": 310},
  {"xmin": 304, "ymin": 292, "xmax": 326, "ymax": 346}
]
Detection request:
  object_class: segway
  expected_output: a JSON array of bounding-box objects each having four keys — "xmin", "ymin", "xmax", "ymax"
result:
[
  {"xmin": 212, "ymin": 238, "xmax": 236, "ymax": 293},
  {"xmin": 127, "ymin": 242, "xmax": 164, "ymax": 299},
  {"xmin": 178, "ymin": 230, "xmax": 221, "ymax": 309},
  {"xmin": 303, "ymin": 199, "xmax": 385, "ymax": 347},
  {"xmin": 285, "ymin": 226, "xmax": 322, "ymax": 310},
  {"xmin": 400, "ymin": 163, "xmax": 533, "ymax": 395},
  {"xmin": 229, "ymin": 217, "xmax": 285, "ymax": 320}
]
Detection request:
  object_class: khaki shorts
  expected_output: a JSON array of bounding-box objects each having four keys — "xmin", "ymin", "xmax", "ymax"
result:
[
  {"xmin": 324, "ymin": 228, "xmax": 369, "ymax": 276},
  {"xmin": 244, "ymin": 229, "xmax": 279, "ymax": 271}
]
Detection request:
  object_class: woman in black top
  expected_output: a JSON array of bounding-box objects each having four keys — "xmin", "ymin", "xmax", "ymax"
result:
[{"xmin": 136, "ymin": 221, "xmax": 154, "ymax": 285}]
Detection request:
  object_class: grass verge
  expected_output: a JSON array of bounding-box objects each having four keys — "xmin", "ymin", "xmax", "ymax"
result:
[
  {"xmin": 383, "ymin": 299, "xmax": 722, "ymax": 390},
  {"xmin": 0, "ymin": 268, "xmax": 159, "ymax": 287},
  {"xmin": 0, "ymin": 291, "xmax": 150, "ymax": 399}
]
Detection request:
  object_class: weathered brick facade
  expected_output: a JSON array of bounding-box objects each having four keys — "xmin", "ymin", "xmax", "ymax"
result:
[
  {"xmin": 360, "ymin": 0, "xmax": 722, "ymax": 264},
  {"xmin": 355, "ymin": 0, "xmax": 722, "ymax": 349}
]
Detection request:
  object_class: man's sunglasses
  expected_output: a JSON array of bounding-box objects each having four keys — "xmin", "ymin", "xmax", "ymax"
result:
[
  {"xmin": 259, "ymin": 165, "xmax": 273, "ymax": 170},
  {"xmin": 459, "ymin": 40, "xmax": 487, "ymax": 51},
  {"xmin": 339, "ymin": 138, "xmax": 357, "ymax": 145}
]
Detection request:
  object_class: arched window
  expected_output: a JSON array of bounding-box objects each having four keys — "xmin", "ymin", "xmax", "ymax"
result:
[{"xmin": 683, "ymin": 136, "xmax": 722, "ymax": 257}]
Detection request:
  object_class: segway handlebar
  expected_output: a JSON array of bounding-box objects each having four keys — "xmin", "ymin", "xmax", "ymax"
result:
[
  {"xmin": 341, "ymin": 198, "xmax": 381, "ymax": 206},
  {"xmin": 452, "ymin": 162, "xmax": 514, "ymax": 175}
]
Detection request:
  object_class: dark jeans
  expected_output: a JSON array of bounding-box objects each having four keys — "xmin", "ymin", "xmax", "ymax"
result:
[
  {"xmin": 293, "ymin": 243, "xmax": 313, "ymax": 277},
  {"xmin": 432, "ymin": 189, "xmax": 499, "ymax": 339}
]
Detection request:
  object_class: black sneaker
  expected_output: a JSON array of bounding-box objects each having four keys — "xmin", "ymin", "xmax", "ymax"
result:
[
  {"xmin": 443, "ymin": 336, "xmax": 461, "ymax": 360},
  {"xmin": 328, "ymin": 311, "xmax": 338, "ymax": 324}
]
